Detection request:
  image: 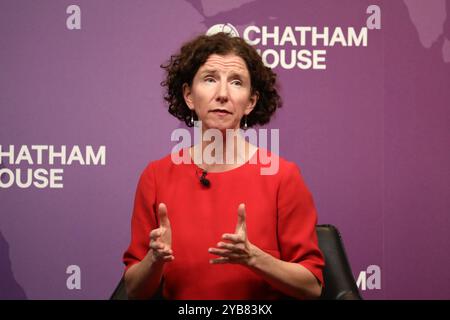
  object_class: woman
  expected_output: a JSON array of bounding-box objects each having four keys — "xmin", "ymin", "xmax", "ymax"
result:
[{"xmin": 123, "ymin": 32, "xmax": 324, "ymax": 300}]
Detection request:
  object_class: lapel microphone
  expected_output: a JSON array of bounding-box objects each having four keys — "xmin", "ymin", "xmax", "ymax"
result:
[{"xmin": 199, "ymin": 170, "xmax": 210, "ymax": 187}]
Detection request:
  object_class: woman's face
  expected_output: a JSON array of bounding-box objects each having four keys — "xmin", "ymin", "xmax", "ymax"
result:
[{"xmin": 183, "ymin": 53, "xmax": 258, "ymax": 132}]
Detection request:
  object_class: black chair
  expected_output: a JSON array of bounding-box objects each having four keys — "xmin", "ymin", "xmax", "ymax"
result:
[
  {"xmin": 110, "ymin": 276, "xmax": 128, "ymax": 300},
  {"xmin": 316, "ymin": 224, "xmax": 362, "ymax": 300},
  {"xmin": 111, "ymin": 224, "xmax": 361, "ymax": 300}
]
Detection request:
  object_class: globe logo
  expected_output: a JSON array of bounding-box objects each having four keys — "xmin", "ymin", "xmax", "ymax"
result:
[{"xmin": 206, "ymin": 23, "xmax": 240, "ymax": 37}]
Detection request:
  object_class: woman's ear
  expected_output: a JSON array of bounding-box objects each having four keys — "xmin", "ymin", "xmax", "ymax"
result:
[
  {"xmin": 245, "ymin": 91, "xmax": 259, "ymax": 115},
  {"xmin": 183, "ymin": 83, "xmax": 194, "ymax": 110}
]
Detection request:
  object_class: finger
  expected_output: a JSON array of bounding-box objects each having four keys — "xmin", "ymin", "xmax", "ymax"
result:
[
  {"xmin": 160, "ymin": 248, "xmax": 173, "ymax": 255},
  {"xmin": 150, "ymin": 239, "xmax": 173, "ymax": 252},
  {"xmin": 208, "ymin": 247, "xmax": 229, "ymax": 256},
  {"xmin": 235, "ymin": 203, "xmax": 246, "ymax": 234},
  {"xmin": 155, "ymin": 248, "xmax": 173, "ymax": 256},
  {"xmin": 210, "ymin": 257, "xmax": 230, "ymax": 264},
  {"xmin": 158, "ymin": 203, "xmax": 171, "ymax": 228},
  {"xmin": 162, "ymin": 255, "xmax": 175, "ymax": 262},
  {"xmin": 210, "ymin": 257, "xmax": 242, "ymax": 264},
  {"xmin": 217, "ymin": 242, "xmax": 246, "ymax": 253},
  {"xmin": 208, "ymin": 248, "xmax": 243, "ymax": 259},
  {"xmin": 153, "ymin": 250, "xmax": 174, "ymax": 261},
  {"xmin": 149, "ymin": 228, "xmax": 162, "ymax": 239},
  {"xmin": 152, "ymin": 248, "xmax": 174, "ymax": 261},
  {"xmin": 222, "ymin": 233, "xmax": 244, "ymax": 243},
  {"xmin": 149, "ymin": 241, "xmax": 165, "ymax": 250}
]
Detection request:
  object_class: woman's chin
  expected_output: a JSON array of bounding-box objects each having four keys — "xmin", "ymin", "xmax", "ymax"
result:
[{"xmin": 201, "ymin": 120, "xmax": 239, "ymax": 132}]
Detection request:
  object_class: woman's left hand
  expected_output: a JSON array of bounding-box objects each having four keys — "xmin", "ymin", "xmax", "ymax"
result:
[
  {"xmin": 208, "ymin": 203, "xmax": 322, "ymax": 299},
  {"xmin": 208, "ymin": 203, "xmax": 263, "ymax": 267}
]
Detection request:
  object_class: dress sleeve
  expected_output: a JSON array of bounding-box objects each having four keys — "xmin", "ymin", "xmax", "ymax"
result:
[
  {"xmin": 277, "ymin": 162, "xmax": 325, "ymax": 286},
  {"xmin": 122, "ymin": 162, "xmax": 158, "ymax": 273}
]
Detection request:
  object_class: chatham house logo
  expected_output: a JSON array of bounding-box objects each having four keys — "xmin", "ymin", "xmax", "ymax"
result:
[
  {"xmin": 206, "ymin": 23, "xmax": 240, "ymax": 37},
  {"xmin": 205, "ymin": 11, "xmax": 377, "ymax": 71}
]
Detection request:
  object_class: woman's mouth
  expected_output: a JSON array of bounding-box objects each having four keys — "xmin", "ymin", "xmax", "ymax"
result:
[{"xmin": 210, "ymin": 109, "xmax": 232, "ymax": 116}]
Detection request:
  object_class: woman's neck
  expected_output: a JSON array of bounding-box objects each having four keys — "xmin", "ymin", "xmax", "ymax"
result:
[{"xmin": 189, "ymin": 130, "xmax": 257, "ymax": 172}]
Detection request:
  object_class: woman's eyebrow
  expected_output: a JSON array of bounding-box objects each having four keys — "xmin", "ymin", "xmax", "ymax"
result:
[
  {"xmin": 229, "ymin": 72, "xmax": 246, "ymax": 78},
  {"xmin": 199, "ymin": 69, "xmax": 217, "ymax": 75},
  {"xmin": 199, "ymin": 69, "xmax": 248, "ymax": 80}
]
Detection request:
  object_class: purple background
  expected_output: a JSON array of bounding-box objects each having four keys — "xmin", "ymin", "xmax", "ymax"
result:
[{"xmin": 0, "ymin": 0, "xmax": 449, "ymax": 299}]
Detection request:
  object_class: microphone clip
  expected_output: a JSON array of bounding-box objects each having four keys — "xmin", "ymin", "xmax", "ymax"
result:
[{"xmin": 199, "ymin": 170, "xmax": 211, "ymax": 187}]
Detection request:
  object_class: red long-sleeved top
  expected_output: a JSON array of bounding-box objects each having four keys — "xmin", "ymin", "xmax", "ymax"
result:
[{"xmin": 123, "ymin": 148, "xmax": 324, "ymax": 299}]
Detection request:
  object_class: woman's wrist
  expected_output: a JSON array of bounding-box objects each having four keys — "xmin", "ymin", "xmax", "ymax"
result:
[
  {"xmin": 246, "ymin": 244, "xmax": 273, "ymax": 270},
  {"xmin": 143, "ymin": 249, "xmax": 165, "ymax": 269}
]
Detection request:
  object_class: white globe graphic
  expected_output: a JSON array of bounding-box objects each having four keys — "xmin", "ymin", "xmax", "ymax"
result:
[{"xmin": 206, "ymin": 23, "xmax": 240, "ymax": 37}]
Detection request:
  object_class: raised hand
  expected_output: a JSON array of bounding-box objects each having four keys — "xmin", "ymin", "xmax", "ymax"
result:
[
  {"xmin": 208, "ymin": 203, "xmax": 256, "ymax": 265},
  {"xmin": 149, "ymin": 203, "xmax": 174, "ymax": 263}
]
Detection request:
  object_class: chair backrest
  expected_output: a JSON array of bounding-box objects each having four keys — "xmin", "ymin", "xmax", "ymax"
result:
[
  {"xmin": 316, "ymin": 224, "xmax": 362, "ymax": 300},
  {"xmin": 111, "ymin": 224, "xmax": 362, "ymax": 300},
  {"xmin": 110, "ymin": 277, "xmax": 127, "ymax": 300}
]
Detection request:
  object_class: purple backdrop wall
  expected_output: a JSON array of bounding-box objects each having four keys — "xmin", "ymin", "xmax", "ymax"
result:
[{"xmin": 1, "ymin": 0, "xmax": 449, "ymax": 299}]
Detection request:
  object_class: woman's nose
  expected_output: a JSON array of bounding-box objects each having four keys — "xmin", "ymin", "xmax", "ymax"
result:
[{"xmin": 216, "ymin": 81, "xmax": 229, "ymax": 103}]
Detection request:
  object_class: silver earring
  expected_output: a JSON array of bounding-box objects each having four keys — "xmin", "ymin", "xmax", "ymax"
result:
[
  {"xmin": 243, "ymin": 115, "xmax": 248, "ymax": 130},
  {"xmin": 190, "ymin": 110, "xmax": 194, "ymax": 126}
]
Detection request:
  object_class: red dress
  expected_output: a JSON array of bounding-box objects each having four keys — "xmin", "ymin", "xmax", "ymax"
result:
[{"xmin": 123, "ymin": 148, "xmax": 324, "ymax": 299}]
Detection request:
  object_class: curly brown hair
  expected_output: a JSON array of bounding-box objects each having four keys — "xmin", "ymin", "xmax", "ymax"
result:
[{"xmin": 160, "ymin": 32, "xmax": 282, "ymax": 128}]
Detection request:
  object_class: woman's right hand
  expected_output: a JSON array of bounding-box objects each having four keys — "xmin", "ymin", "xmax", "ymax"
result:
[{"xmin": 148, "ymin": 203, "xmax": 174, "ymax": 263}]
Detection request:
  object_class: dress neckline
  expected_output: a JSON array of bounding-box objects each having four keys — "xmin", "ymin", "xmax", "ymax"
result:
[{"xmin": 182, "ymin": 146, "xmax": 260, "ymax": 175}]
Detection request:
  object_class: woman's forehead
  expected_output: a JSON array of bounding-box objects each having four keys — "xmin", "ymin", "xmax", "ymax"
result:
[{"xmin": 199, "ymin": 54, "xmax": 248, "ymax": 73}]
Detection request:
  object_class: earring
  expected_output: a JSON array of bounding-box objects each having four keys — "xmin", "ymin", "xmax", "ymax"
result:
[
  {"xmin": 243, "ymin": 115, "xmax": 248, "ymax": 130},
  {"xmin": 190, "ymin": 110, "xmax": 194, "ymax": 126}
]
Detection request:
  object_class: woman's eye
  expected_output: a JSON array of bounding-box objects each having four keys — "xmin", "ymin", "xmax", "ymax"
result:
[
  {"xmin": 232, "ymin": 80, "xmax": 242, "ymax": 86},
  {"xmin": 205, "ymin": 77, "xmax": 215, "ymax": 83}
]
